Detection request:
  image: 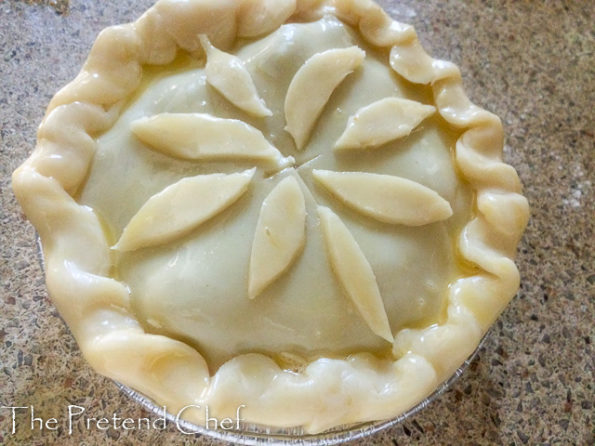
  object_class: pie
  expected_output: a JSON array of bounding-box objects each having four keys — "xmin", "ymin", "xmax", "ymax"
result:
[{"xmin": 12, "ymin": 0, "xmax": 529, "ymax": 434}]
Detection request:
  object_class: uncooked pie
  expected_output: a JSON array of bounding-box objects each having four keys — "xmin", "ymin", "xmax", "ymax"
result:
[{"xmin": 12, "ymin": 0, "xmax": 529, "ymax": 433}]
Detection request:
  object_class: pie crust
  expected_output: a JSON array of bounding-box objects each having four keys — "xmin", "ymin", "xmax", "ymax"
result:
[{"xmin": 12, "ymin": 0, "xmax": 529, "ymax": 434}]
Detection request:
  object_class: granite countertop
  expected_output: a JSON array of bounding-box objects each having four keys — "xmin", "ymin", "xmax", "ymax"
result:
[{"xmin": 0, "ymin": 1, "xmax": 593, "ymax": 444}]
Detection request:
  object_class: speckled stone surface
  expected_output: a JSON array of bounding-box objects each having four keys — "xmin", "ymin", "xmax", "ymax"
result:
[{"xmin": 0, "ymin": 0, "xmax": 593, "ymax": 444}]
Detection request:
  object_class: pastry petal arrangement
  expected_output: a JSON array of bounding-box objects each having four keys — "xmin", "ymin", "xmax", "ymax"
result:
[{"xmin": 12, "ymin": 0, "xmax": 529, "ymax": 435}]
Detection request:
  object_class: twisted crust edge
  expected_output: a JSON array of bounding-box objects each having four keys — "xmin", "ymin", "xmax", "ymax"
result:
[{"xmin": 12, "ymin": 0, "xmax": 529, "ymax": 433}]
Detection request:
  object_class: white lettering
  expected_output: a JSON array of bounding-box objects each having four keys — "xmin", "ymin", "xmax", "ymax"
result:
[
  {"xmin": 1, "ymin": 406, "xmax": 27, "ymax": 434},
  {"xmin": 121, "ymin": 418, "xmax": 135, "ymax": 430},
  {"xmin": 111, "ymin": 413, "xmax": 121, "ymax": 429},
  {"xmin": 175, "ymin": 405, "xmax": 201, "ymax": 435},
  {"xmin": 138, "ymin": 417, "xmax": 150, "ymax": 430},
  {"xmin": 68, "ymin": 405, "xmax": 85, "ymax": 435},
  {"xmin": 236, "ymin": 404, "xmax": 246, "ymax": 429},
  {"xmin": 95, "ymin": 418, "xmax": 109, "ymax": 431},
  {"xmin": 45, "ymin": 418, "xmax": 58, "ymax": 431},
  {"xmin": 85, "ymin": 417, "xmax": 96, "ymax": 430},
  {"xmin": 205, "ymin": 405, "xmax": 218, "ymax": 430},
  {"xmin": 220, "ymin": 417, "xmax": 233, "ymax": 429},
  {"xmin": 153, "ymin": 406, "xmax": 167, "ymax": 430},
  {"xmin": 30, "ymin": 406, "xmax": 43, "ymax": 430}
]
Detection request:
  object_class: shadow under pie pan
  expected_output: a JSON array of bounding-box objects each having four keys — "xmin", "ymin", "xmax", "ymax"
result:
[{"xmin": 16, "ymin": 0, "xmax": 529, "ymax": 442}]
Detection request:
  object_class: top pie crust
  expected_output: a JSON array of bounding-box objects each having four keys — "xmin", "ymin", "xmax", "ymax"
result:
[{"xmin": 12, "ymin": 0, "xmax": 529, "ymax": 433}]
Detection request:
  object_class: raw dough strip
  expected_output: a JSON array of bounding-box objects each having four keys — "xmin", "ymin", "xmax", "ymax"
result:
[
  {"xmin": 318, "ymin": 206, "xmax": 394, "ymax": 343},
  {"xmin": 284, "ymin": 46, "xmax": 366, "ymax": 150},
  {"xmin": 115, "ymin": 169, "xmax": 256, "ymax": 252},
  {"xmin": 248, "ymin": 177, "xmax": 307, "ymax": 300},
  {"xmin": 130, "ymin": 113, "xmax": 291, "ymax": 168},
  {"xmin": 199, "ymin": 34, "xmax": 272, "ymax": 117},
  {"xmin": 312, "ymin": 169, "xmax": 452, "ymax": 226},
  {"xmin": 334, "ymin": 97, "xmax": 436, "ymax": 150}
]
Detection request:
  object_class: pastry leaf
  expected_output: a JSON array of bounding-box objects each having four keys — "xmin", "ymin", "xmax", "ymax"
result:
[
  {"xmin": 318, "ymin": 206, "xmax": 393, "ymax": 342},
  {"xmin": 284, "ymin": 46, "xmax": 365, "ymax": 150},
  {"xmin": 335, "ymin": 97, "xmax": 435, "ymax": 150},
  {"xmin": 313, "ymin": 170, "xmax": 452, "ymax": 225},
  {"xmin": 131, "ymin": 113, "xmax": 291, "ymax": 168},
  {"xmin": 115, "ymin": 169, "xmax": 255, "ymax": 251},
  {"xmin": 200, "ymin": 35, "xmax": 272, "ymax": 118},
  {"xmin": 248, "ymin": 176, "xmax": 306, "ymax": 299}
]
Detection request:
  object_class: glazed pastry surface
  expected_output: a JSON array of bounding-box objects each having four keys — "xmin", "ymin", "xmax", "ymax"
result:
[
  {"xmin": 80, "ymin": 17, "xmax": 469, "ymax": 368},
  {"xmin": 12, "ymin": 0, "xmax": 529, "ymax": 433}
]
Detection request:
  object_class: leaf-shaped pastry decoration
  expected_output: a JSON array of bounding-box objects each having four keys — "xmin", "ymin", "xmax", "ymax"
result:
[
  {"xmin": 285, "ymin": 46, "xmax": 365, "ymax": 150},
  {"xmin": 318, "ymin": 206, "xmax": 393, "ymax": 343},
  {"xmin": 248, "ymin": 177, "xmax": 306, "ymax": 299},
  {"xmin": 335, "ymin": 97, "xmax": 436, "ymax": 150},
  {"xmin": 199, "ymin": 35, "xmax": 272, "ymax": 118},
  {"xmin": 131, "ymin": 113, "xmax": 292, "ymax": 167},
  {"xmin": 115, "ymin": 169, "xmax": 255, "ymax": 252},
  {"xmin": 313, "ymin": 170, "xmax": 452, "ymax": 226}
]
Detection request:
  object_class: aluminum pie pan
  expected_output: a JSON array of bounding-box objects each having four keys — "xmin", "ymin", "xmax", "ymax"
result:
[{"xmin": 116, "ymin": 335, "xmax": 487, "ymax": 445}]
